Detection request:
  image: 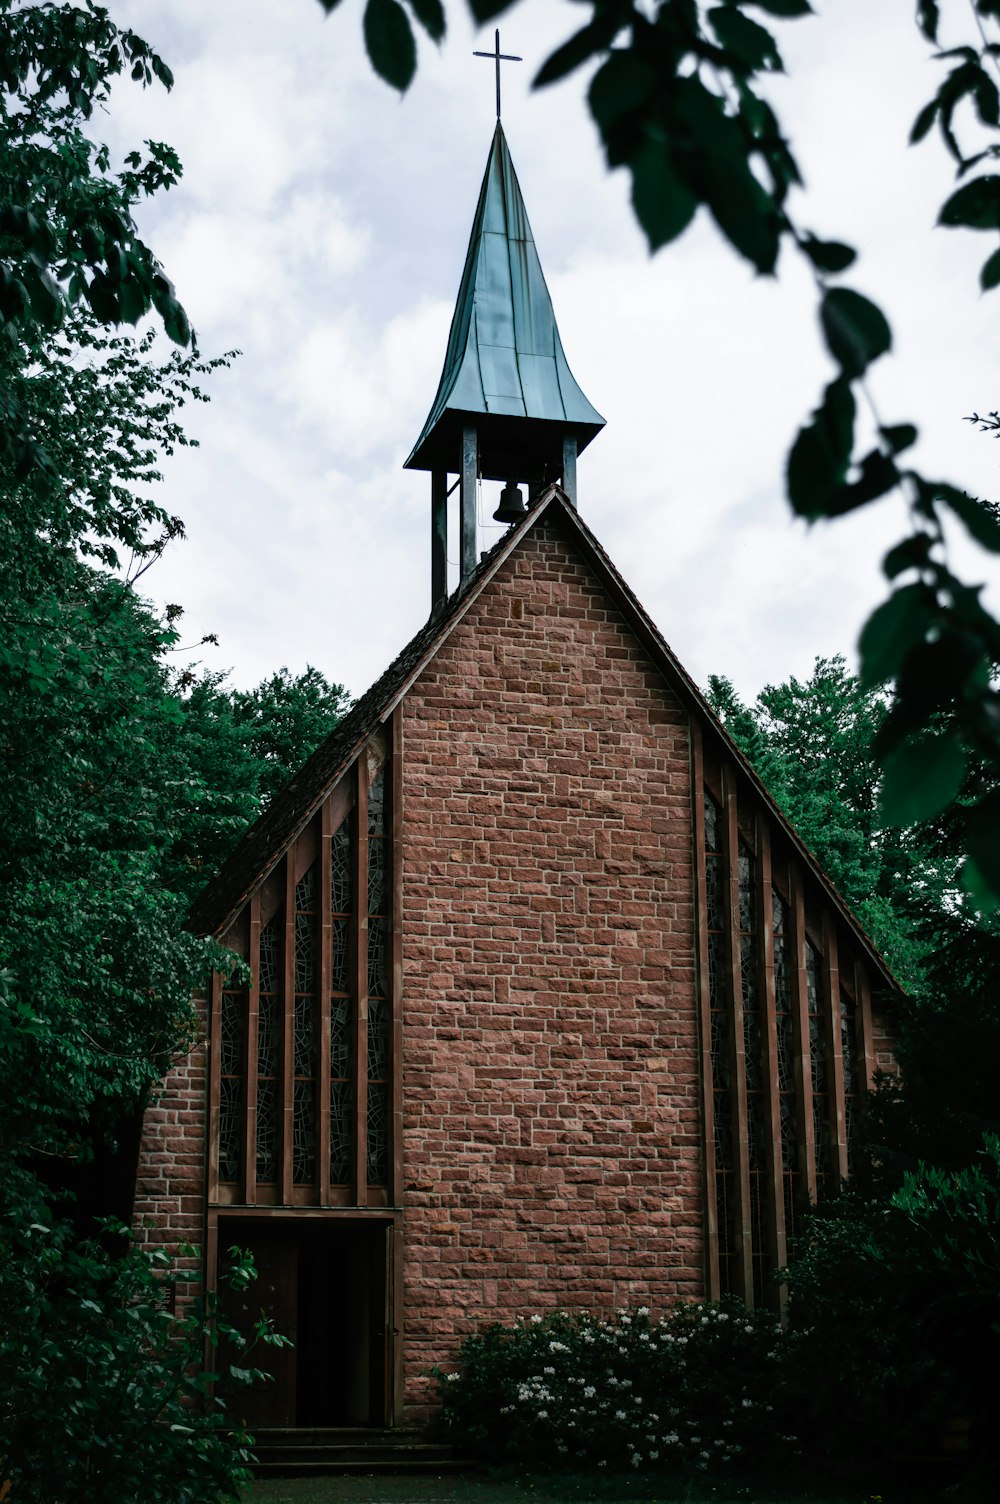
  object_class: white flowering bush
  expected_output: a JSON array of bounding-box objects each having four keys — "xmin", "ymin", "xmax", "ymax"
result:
[{"xmin": 430, "ymin": 1297, "xmax": 797, "ymax": 1475}]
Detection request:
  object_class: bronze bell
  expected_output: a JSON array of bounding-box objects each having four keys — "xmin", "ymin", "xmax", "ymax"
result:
[{"xmin": 493, "ymin": 480, "xmax": 526, "ymax": 525}]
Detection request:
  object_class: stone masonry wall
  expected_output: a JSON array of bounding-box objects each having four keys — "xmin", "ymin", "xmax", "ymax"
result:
[
  {"xmin": 132, "ymin": 998, "xmax": 208, "ymax": 1294},
  {"xmin": 400, "ymin": 518, "xmax": 702, "ymax": 1418}
]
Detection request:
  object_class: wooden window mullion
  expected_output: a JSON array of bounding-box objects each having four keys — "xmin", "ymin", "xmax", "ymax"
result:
[
  {"xmin": 318, "ymin": 798, "xmax": 333, "ymax": 1203},
  {"xmin": 390, "ymin": 708, "xmax": 404, "ymax": 1208},
  {"xmin": 856, "ymin": 959, "xmax": 876, "ymax": 1090},
  {"xmin": 721, "ymin": 767, "xmax": 752, "ymax": 1303},
  {"xmin": 692, "ymin": 729, "xmax": 720, "ymax": 1299},
  {"xmin": 281, "ymin": 855, "xmax": 296, "ymax": 1204},
  {"xmin": 207, "ymin": 970, "xmax": 222, "ymax": 1202},
  {"xmin": 789, "ymin": 863, "xmax": 817, "ymax": 1206},
  {"xmin": 823, "ymin": 915, "xmax": 848, "ymax": 1185},
  {"xmin": 756, "ymin": 818, "xmax": 786, "ymax": 1298},
  {"xmin": 354, "ymin": 765, "xmax": 370, "ymax": 1204},
  {"xmin": 244, "ymin": 893, "xmax": 261, "ymax": 1205}
]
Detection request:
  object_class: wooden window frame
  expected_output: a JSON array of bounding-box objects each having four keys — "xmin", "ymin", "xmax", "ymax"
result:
[{"xmin": 207, "ymin": 715, "xmax": 403, "ymax": 1214}]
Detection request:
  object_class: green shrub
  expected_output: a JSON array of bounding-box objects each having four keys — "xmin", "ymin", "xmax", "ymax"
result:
[
  {"xmin": 431, "ymin": 1298, "xmax": 796, "ymax": 1476},
  {"xmin": 0, "ymin": 1163, "xmax": 283, "ymax": 1504},
  {"xmin": 783, "ymin": 1154, "xmax": 1000, "ymax": 1491}
]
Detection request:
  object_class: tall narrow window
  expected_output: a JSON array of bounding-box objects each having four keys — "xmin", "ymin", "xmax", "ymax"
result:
[
  {"xmin": 841, "ymin": 982, "xmax": 860, "ymax": 1176},
  {"xmin": 330, "ymin": 819, "xmax": 353, "ymax": 1185},
  {"xmin": 806, "ymin": 940, "xmax": 830, "ymax": 1198},
  {"xmin": 293, "ymin": 866, "xmax": 318, "ymax": 1185},
  {"xmin": 256, "ymin": 916, "xmax": 281, "ymax": 1184},
  {"xmin": 772, "ymin": 891, "xmax": 799, "ymax": 1248},
  {"xmin": 219, "ymin": 986, "xmax": 245, "ymax": 1185},
  {"xmin": 705, "ymin": 793, "xmax": 735, "ymax": 1293},
  {"xmin": 738, "ymin": 836, "xmax": 768, "ymax": 1304},
  {"xmin": 367, "ymin": 767, "xmax": 390, "ymax": 1187}
]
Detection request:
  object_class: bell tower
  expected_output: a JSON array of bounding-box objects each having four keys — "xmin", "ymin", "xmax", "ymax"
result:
[{"xmin": 404, "ymin": 117, "xmax": 605, "ymax": 611}]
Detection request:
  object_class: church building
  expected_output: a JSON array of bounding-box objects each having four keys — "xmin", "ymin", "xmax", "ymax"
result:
[{"xmin": 133, "ymin": 111, "xmax": 897, "ymax": 1441}]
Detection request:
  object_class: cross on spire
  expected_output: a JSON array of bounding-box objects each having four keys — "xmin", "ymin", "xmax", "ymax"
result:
[{"xmin": 473, "ymin": 28, "xmax": 522, "ymax": 120}]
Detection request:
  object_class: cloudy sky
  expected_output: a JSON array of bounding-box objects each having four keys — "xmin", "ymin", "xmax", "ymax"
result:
[{"xmin": 105, "ymin": 0, "xmax": 999, "ymax": 704}]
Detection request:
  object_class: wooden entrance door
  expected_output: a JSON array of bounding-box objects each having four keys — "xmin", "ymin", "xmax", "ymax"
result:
[
  {"xmin": 218, "ymin": 1229, "xmax": 298, "ymax": 1429},
  {"xmin": 217, "ymin": 1220, "xmax": 390, "ymax": 1429}
]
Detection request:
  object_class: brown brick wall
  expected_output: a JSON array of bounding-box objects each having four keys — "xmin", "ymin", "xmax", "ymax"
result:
[
  {"xmin": 399, "ymin": 519, "xmax": 702, "ymax": 1418},
  {"xmin": 133, "ymin": 997, "xmax": 208, "ymax": 1291}
]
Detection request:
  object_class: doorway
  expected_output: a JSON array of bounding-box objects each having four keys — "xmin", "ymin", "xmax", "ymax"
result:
[{"xmin": 217, "ymin": 1218, "xmax": 391, "ymax": 1429}]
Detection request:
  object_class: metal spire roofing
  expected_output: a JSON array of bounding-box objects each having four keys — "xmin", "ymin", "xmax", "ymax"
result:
[{"xmin": 404, "ymin": 122, "xmax": 605, "ymax": 474}]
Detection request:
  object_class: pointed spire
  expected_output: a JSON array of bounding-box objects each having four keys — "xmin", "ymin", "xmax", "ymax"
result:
[{"xmin": 404, "ymin": 123, "xmax": 605, "ymax": 487}]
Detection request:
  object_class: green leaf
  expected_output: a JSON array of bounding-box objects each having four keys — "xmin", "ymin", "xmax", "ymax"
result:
[
  {"xmin": 86, "ymin": 272, "xmax": 119, "ymax": 324},
  {"xmin": 406, "ymin": 0, "xmax": 445, "ymax": 44},
  {"xmin": 629, "ymin": 137, "xmax": 698, "ymax": 252},
  {"xmin": 858, "ymin": 585, "xmax": 931, "ymax": 687},
  {"xmin": 673, "ymin": 78, "xmax": 780, "ymax": 273},
  {"xmin": 468, "ymin": 0, "xmax": 517, "ymax": 21},
  {"xmin": 800, "ymin": 235, "xmax": 856, "ymax": 273},
  {"xmin": 883, "ymin": 533, "xmax": 933, "ymax": 580},
  {"xmin": 786, "ymin": 376, "xmax": 854, "ymax": 517},
  {"xmin": 937, "ymin": 486, "xmax": 1000, "ymax": 551},
  {"xmin": 746, "ymin": 0, "xmax": 812, "ymax": 14},
  {"xmin": 916, "ymin": 0, "xmax": 940, "ymax": 43},
  {"xmin": 825, "ymin": 448, "xmax": 898, "ymax": 516},
  {"xmin": 965, "ymin": 791, "xmax": 1000, "ymax": 901},
  {"xmin": 820, "ymin": 288, "xmax": 891, "ymax": 377},
  {"xmin": 879, "ymin": 423, "xmax": 918, "ymax": 455},
  {"xmin": 981, "ymin": 246, "xmax": 1000, "ymax": 290},
  {"xmin": 939, "ymin": 175, "xmax": 1000, "ymax": 229},
  {"xmin": 962, "ymin": 855, "xmax": 1000, "ymax": 913},
  {"xmin": 535, "ymin": 20, "xmax": 616, "ymax": 89},
  {"xmin": 879, "ymin": 733, "xmax": 966, "ymax": 826},
  {"xmin": 163, "ymin": 299, "xmax": 191, "ymax": 347},
  {"xmin": 708, "ymin": 8, "xmax": 783, "ymax": 74},
  {"xmin": 118, "ymin": 277, "xmax": 147, "ymax": 326},
  {"xmin": 363, "ymin": 0, "xmax": 416, "ymax": 92},
  {"xmin": 910, "ymin": 98, "xmax": 938, "ymax": 143},
  {"xmin": 588, "ymin": 52, "xmax": 656, "ymax": 134}
]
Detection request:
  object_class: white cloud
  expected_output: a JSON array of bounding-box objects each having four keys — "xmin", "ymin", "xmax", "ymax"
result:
[{"xmin": 98, "ymin": 0, "xmax": 1000, "ymax": 706}]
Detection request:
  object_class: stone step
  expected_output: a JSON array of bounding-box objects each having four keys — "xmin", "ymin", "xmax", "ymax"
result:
[
  {"xmin": 248, "ymin": 1427, "xmax": 460, "ymax": 1477},
  {"xmin": 253, "ymin": 1459, "xmax": 469, "ymax": 1478},
  {"xmin": 252, "ymin": 1428, "xmax": 425, "ymax": 1447}
]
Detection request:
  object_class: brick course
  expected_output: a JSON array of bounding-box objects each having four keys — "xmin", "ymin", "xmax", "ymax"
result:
[{"xmin": 133, "ymin": 999, "xmax": 208, "ymax": 1296}]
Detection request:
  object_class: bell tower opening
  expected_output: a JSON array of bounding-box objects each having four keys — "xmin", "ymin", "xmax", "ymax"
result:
[{"xmin": 404, "ymin": 121, "xmax": 605, "ymax": 610}]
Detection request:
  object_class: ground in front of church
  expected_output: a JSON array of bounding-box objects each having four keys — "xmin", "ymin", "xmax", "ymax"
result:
[{"xmin": 248, "ymin": 1474, "xmax": 861, "ymax": 1504}]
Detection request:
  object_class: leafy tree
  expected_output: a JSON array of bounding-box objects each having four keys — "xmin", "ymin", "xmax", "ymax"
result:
[
  {"xmin": 323, "ymin": 0, "xmax": 1000, "ymax": 907},
  {"xmin": 707, "ymin": 656, "xmax": 925, "ymax": 987},
  {"xmin": 0, "ymin": 7, "xmax": 349, "ymax": 1497},
  {"xmin": 0, "ymin": 0, "xmax": 192, "ymax": 479}
]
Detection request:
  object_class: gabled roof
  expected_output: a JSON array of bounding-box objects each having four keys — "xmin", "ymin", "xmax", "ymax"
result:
[
  {"xmin": 188, "ymin": 488, "xmax": 899, "ymax": 993},
  {"xmin": 404, "ymin": 123, "xmax": 605, "ymax": 476}
]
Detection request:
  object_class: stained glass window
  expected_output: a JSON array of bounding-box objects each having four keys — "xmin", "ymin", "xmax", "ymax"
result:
[
  {"xmin": 772, "ymin": 890, "xmax": 799, "ymax": 1249},
  {"xmin": 330, "ymin": 817, "xmax": 354, "ymax": 1187},
  {"xmin": 213, "ymin": 753, "xmax": 393, "ymax": 1206},
  {"xmin": 738, "ymin": 837, "xmax": 768, "ymax": 1305},
  {"xmin": 330, "ymin": 999, "xmax": 352, "ymax": 1184},
  {"xmin": 704, "ymin": 792, "xmax": 735, "ymax": 1294},
  {"xmin": 841, "ymin": 983, "xmax": 860, "ymax": 1175},
  {"xmin": 368, "ymin": 766, "xmax": 385, "ymax": 836},
  {"xmin": 292, "ymin": 866, "xmax": 318, "ymax": 1185},
  {"xmin": 366, "ymin": 1079, "xmax": 389, "ymax": 1186},
  {"xmin": 331, "ymin": 823, "xmax": 351, "ymax": 913},
  {"xmin": 366, "ymin": 769, "xmax": 390, "ymax": 1186},
  {"xmin": 806, "ymin": 940, "xmax": 831, "ymax": 1197},
  {"xmin": 255, "ymin": 917, "xmax": 280, "ymax": 1184},
  {"xmin": 219, "ymin": 990, "xmax": 245, "ymax": 1184}
]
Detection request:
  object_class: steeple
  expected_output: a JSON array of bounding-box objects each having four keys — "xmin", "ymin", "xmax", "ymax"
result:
[{"xmin": 405, "ymin": 122, "xmax": 605, "ymax": 609}]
